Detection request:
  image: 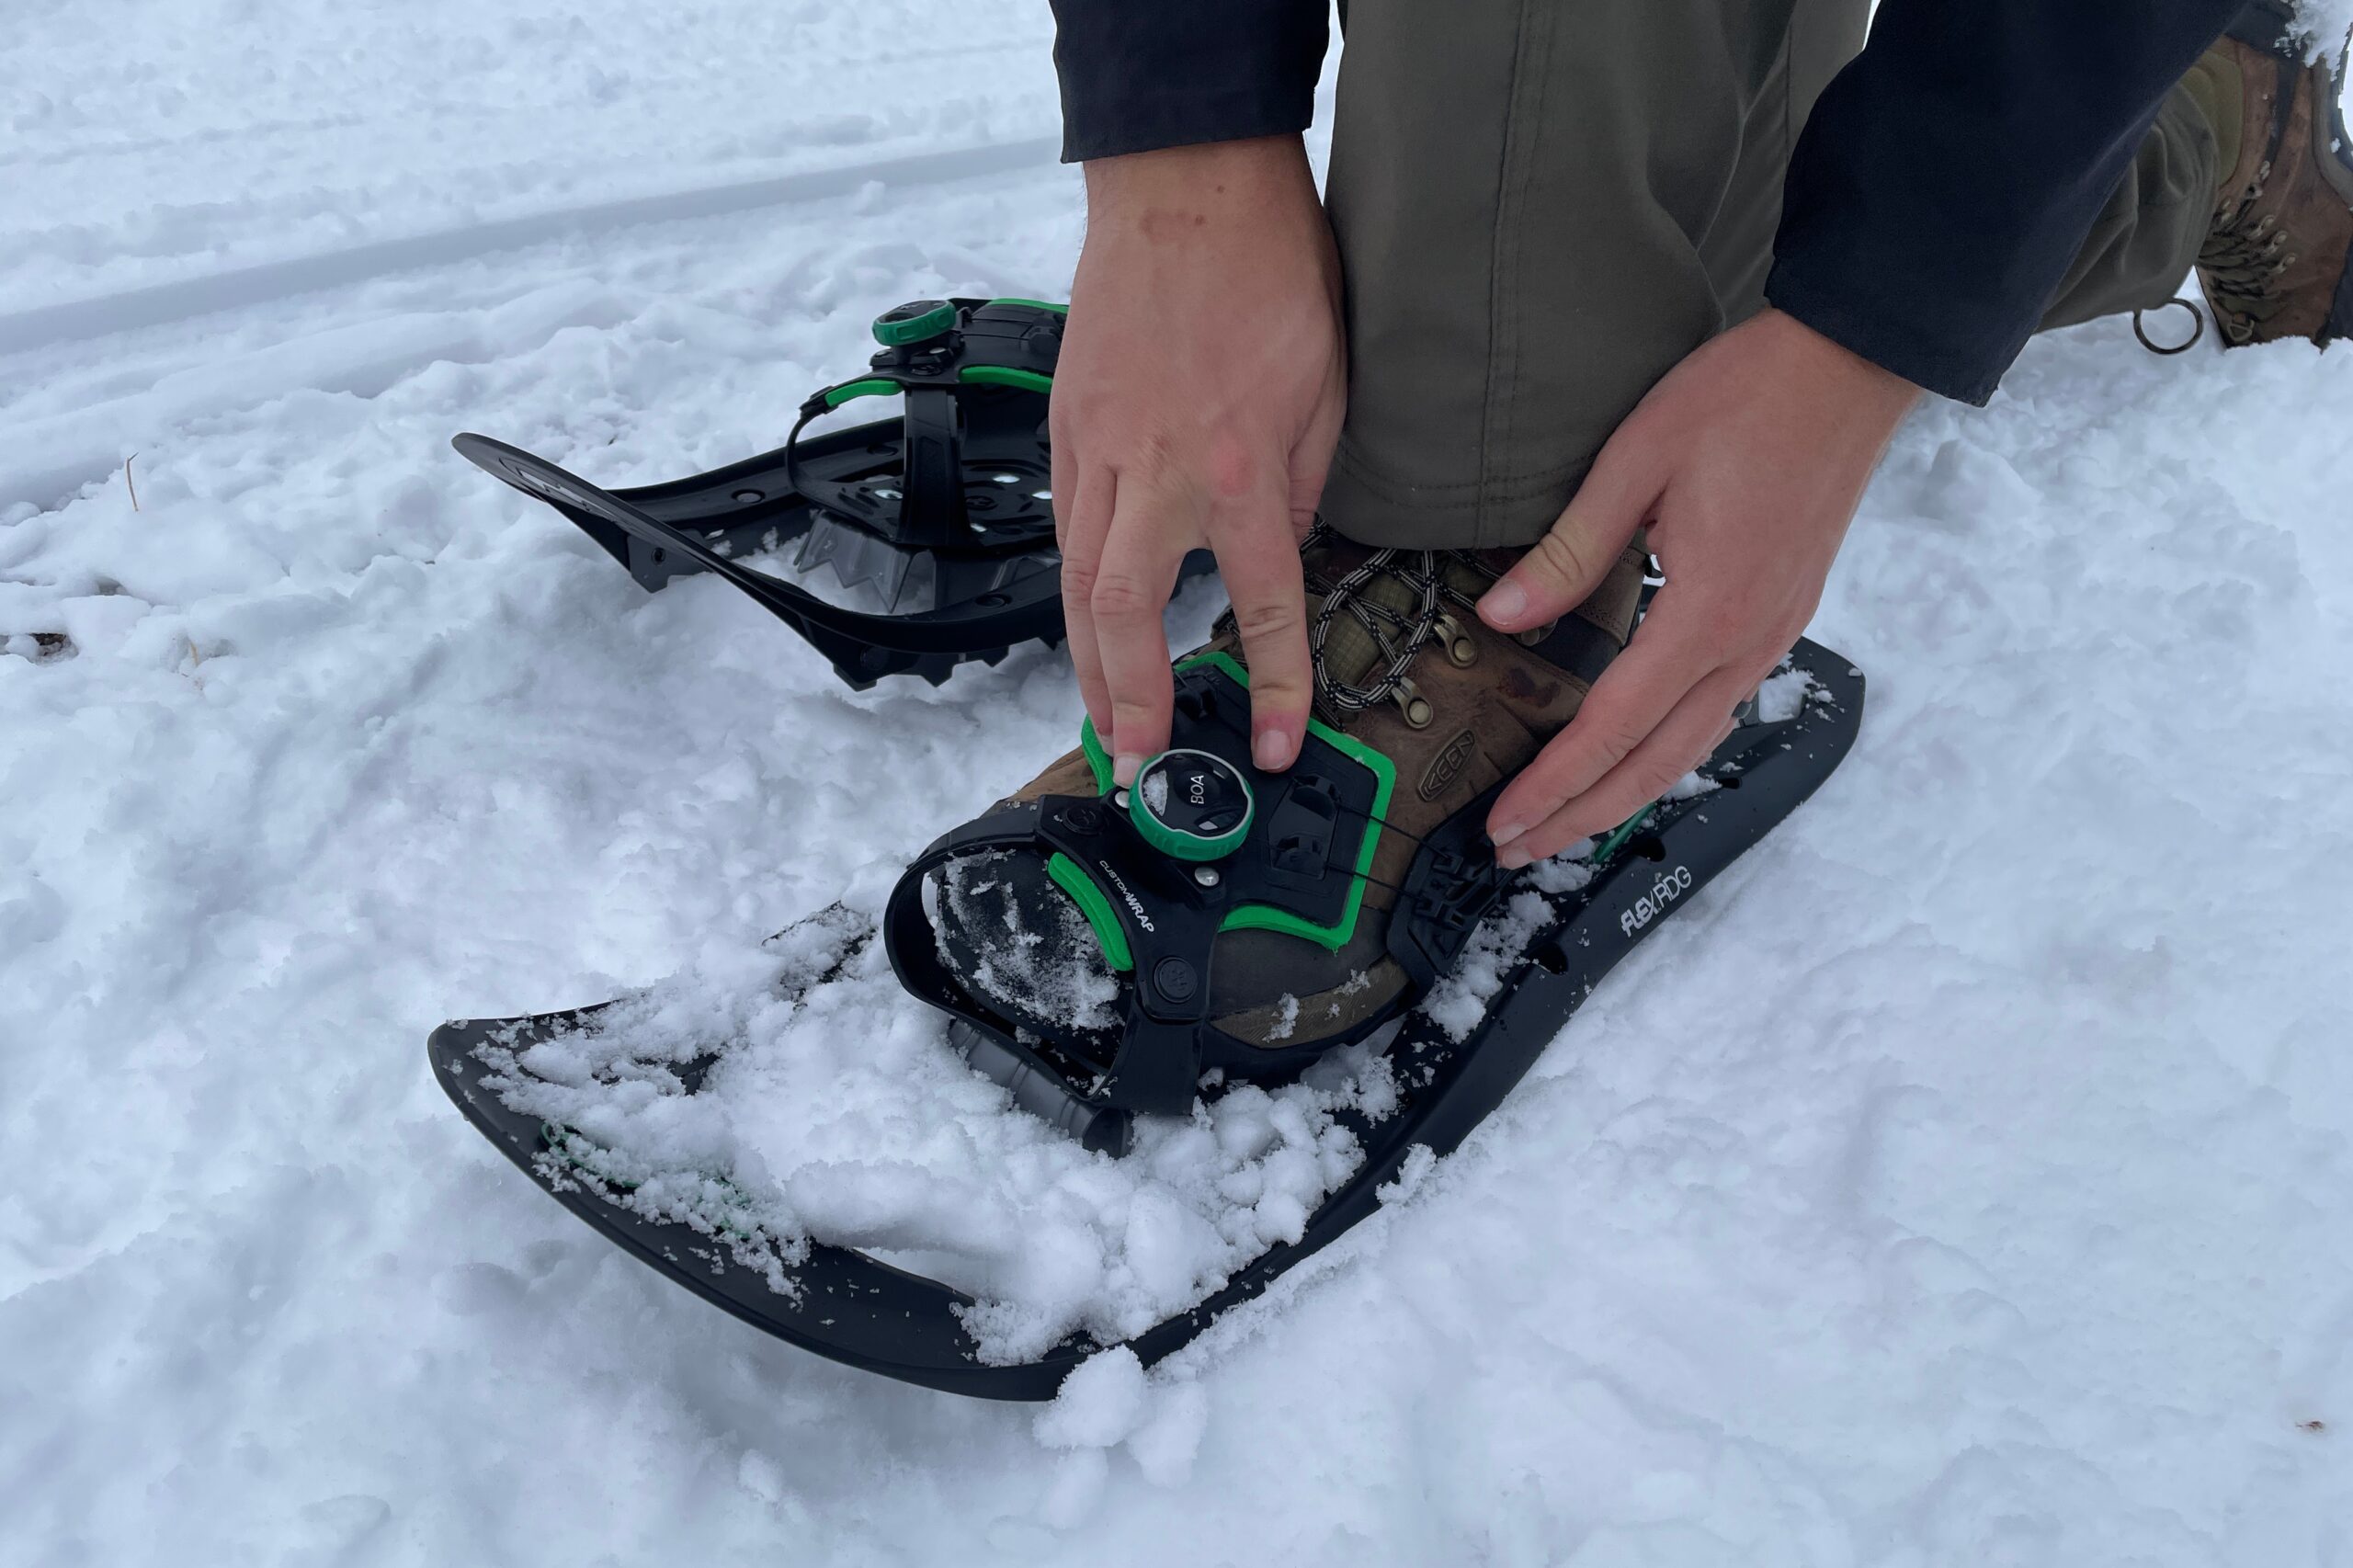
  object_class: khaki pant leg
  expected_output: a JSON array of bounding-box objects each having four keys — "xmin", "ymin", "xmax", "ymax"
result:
[
  {"xmin": 1321, "ymin": 2, "xmax": 2220, "ymax": 551},
  {"xmin": 1698, "ymin": 0, "xmax": 1871, "ymax": 324},
  {"xmin": 1322, "ymin": 0, "xmax": 1858, "ymax": 549},
  {"xmin": 2039, "ymin": 86, "xmax": 2218, "ymax": 331}
]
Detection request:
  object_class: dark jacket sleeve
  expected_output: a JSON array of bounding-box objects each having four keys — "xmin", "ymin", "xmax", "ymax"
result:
[
  {"xmin": 1049, "ymin": 0, "xmax": 1328, "ymax": 163},
  {"xmin": 1767, "ymin": 0, "xmax": 2244, "ymax": 404}
]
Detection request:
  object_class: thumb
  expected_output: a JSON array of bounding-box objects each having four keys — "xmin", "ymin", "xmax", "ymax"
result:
[{"xmin": 1476, "ymin": 448, "xmax": 1654, "ymax": 632}]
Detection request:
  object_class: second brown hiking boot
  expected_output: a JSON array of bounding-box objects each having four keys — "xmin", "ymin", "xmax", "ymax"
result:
[{"xmin": 2194, "ymin": 4, "xmax": 2353, "ymax": 347}]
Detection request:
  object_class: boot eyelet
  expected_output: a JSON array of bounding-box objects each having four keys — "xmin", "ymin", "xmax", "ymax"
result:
[
  {"xmin": 1391, "ymin": 678, "xmax": 1434, "ymax": 728},
  {"xmin": 1432, "ymin": 612, "xmax": 1478, "ymax": 666}
]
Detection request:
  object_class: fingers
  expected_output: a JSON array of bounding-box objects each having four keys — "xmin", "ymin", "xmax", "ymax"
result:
[
  {"xmin": 1092, "ymin": 478, "xmax": 1200, "ymax": 784},
  {"xmin": 1488, "ymin": 610, "xmax": 1695, "ymax": 844},
  {"xmin": 1055, "ymin": 464, "xmax": 1116, "ymax": 738},
  {"xmin": 1207, "ymin": 460, "xmax": 1313, "ymax": 772},
  {"xmin": 1495, "ymin": 665, "xmax": 1756, "ymax": 868},
  {"xmin": 1476, "ymin": 438, "xmax": 1657, "ymax": 633}
]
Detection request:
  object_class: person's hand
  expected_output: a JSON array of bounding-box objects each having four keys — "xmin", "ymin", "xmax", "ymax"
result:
[
  {"xmin": 1053, "ymin": 135, "xmax": 1345, "ymax": 785},
  {"xmin": 1475, "ymin": 308, "xmax": 1920, "ymax": 867}
]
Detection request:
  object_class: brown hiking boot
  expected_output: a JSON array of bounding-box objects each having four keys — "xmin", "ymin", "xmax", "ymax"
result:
[
  {"xmin": 2193, "ymin": 4, "xmax": 2353, "ymax": 347},
  {"xmin": 929, "ymin": 528, "xmax": 1649, "ymax": 1057}
]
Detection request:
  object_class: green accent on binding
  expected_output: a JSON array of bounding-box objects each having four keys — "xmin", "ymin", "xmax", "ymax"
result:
[
  {"xmin": 959, "ymin": 366, "xmax": 1054, "ymax": 394},
  {"xmin": 989, "ymin": 297, "xmax": 1069, "ymax": 314},
  {"xmin": 822, "ymin": 378, "xmax": 900, "ymax": 409},
  {"xmin": 1047, "ymin": 851, "xmax": 1134, "ymax": 971},
  {"xmin": 1183, "ymin": 651, "xmax": 1396, "ymax": 953},
  {"xmin": 1129, "ymin": 749, "xmax": 1254, "ymax": 862},
  {"xmin": 1589, "ymin": 804, "xmax": 1655, "ymax": 865},
  {"xmin": 872, "ymin": 301, "xmax": 958, "ymax": 346},
  {"xmin": 1078, "ymin": 716, "xmax": 1115, "ymax": 794},
  {"xmin": 1045, "ymin": 651, "xmax": 1398, "ymax": 960},
  {"xmin": 821, "ymin": 366, "xmax": 1052, "ymax": 412}
]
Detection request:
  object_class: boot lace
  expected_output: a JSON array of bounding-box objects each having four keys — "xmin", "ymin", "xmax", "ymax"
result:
[
  {"xmin": 2200, "ymin": 162, "xmax": 2296, "ymax": 342},
  {"xmin": 1304, "ymin": 523, "xmax": 1497, "ymax": 722}
]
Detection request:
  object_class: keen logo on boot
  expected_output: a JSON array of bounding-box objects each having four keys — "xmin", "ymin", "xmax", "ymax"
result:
[{"xmin": 1418, "ymin": 730, "xmax": 1479, "ymax": 801}]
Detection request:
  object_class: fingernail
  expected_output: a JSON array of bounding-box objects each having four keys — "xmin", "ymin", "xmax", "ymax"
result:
[
  {"xmin": 1495, "ymin": 844, "xmax": 1533, "ymax": 870},
  {"xmin": 1113, "ymin": 752, "xmax": 1143, "ymax": 787},
  {"xmin": 1253, "ymin": 727, "xmax": 1293, "ymax": 771},
  {"xmin": 1478, "ymin": 580, "xmax": 1528, "ymax": 628},
  {"xmin": 1490, "ymin": 820, "xmax": 1529, "ymax": 847}
]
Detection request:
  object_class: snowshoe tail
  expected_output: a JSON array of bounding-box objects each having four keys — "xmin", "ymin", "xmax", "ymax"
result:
[
  {"xmin": 454, "ymin": 433, "xmax": 1064, "ymax": 689},
  {"xmin": 429, "ymin": 640, "xmax": 1863, "ymax": 1401},
  {"xmin": 455, "ymin": 297, "xmax": 1229, "ymax": 688}
]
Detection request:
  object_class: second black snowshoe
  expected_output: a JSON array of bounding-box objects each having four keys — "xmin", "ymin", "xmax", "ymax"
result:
[
  {"xmin": 427, "ymin": 532, "xmax": 1865, "ymax": 1401},
  {"xmin": 457, "ymin": 297, "xmax": 1092, "ymax": 688}
]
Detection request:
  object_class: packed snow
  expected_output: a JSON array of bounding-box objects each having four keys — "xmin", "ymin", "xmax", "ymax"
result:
[
  {"xmin": 1754, "ymin": 662, "xmax": 1816, "ymax": 722},
  {"xmin": 6, "ymin": 2, "xmax": 2353, "ymax": 1563},
  {"xmin": 472, "ymin": 906, "xmax": 1401, "ymax": 1362},
  {"xmin": 1422, "ymin": 891, "xmax": 1563, "ymax": 1043},
  {"xmin": 936, "ymin": 850, "xmax": 1124, "ymax": 1036}
]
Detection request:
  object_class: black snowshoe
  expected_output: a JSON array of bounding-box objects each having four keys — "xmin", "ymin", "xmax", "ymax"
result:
[
  {"xmin": 456, "ymin": 297, "xmax": 1085, "ymax": 688},
  {"xmin": 428, "ymin": 630, "xmax": 1864, "ymax": 1401}
]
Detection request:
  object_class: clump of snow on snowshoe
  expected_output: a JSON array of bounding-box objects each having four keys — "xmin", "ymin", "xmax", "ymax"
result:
[
  {"xmin": 478, "ymin": 901, "xmax": 1400, "ymax": 1364},
  {"xmin": 469, "ymin": 932, "xmax": 845, "ymax": 1291},
  {"xmin": 1420, "ymin": 890, "xmax": 1558, "ymax": 1042},
  {"xmin": 935, "ymin": 850, "xmax": 1121, "ymax": 1036},
  {"xmin": 950, "ymin": 1036, "xmax": 1402, "ymax": 1362},
  {"xmin": 1663, "ymin": 768, "xmax": 1721, "ymax": 801},
  {"xmin": 1525, "ymin": 857, "xmax": 1597, "ymax": 896},
  {"xmin": 1755, "ymin": 663, "xmax": 1817, "ymax": 722}
]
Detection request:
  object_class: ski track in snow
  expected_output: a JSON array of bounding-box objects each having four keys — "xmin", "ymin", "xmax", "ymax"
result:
[
  {"xmin": 0, "ymin": 136, "xmax": 1063, "ymax": 360},
  {"xmin": 6, "ymin": 3, "xmax": 2353, "ymax": 1563}
]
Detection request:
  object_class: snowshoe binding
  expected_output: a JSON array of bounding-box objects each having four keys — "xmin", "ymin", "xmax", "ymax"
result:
[
  {"xmin": 427, "ymin": 531, "xmax": 1866, "ymax": 1400},
  {"xmin": 456, "ymin": 297, "xmax": 1092, "ymax": 688}
]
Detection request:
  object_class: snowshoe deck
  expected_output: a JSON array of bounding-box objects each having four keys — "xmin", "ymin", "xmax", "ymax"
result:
[{"xmin": 427, "ymin": 636, "xmax": 1864, "ymax": 1401}]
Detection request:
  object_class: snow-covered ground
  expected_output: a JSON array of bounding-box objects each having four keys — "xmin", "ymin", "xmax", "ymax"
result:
[{"xmin": 6, "ymin": 4, "xmax": 2353, "ymax": 1563}]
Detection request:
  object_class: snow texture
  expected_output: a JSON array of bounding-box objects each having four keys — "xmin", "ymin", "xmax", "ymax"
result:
[
  {"xmin": 6, "ymin": 2, "xmax": 2353, "ymax": 1562},
  {"xmin": 1754, "ymin": 662, "xmax": 1814, "ymax": 722},
  {"xmin": 1421, "ymin": 891, "xmax": 1560, "ymax": 1042},
  {"xmin": 2295, "ymin": 0, "xmax": 2353, "ymax": 57},
  {"xmin": 471, "ymin": 898, "xmax": 1401, "ymax": 1363},
  {"xmin": 937, "ymin": 851, "xmax": 1123, "ymax": 1036}
]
